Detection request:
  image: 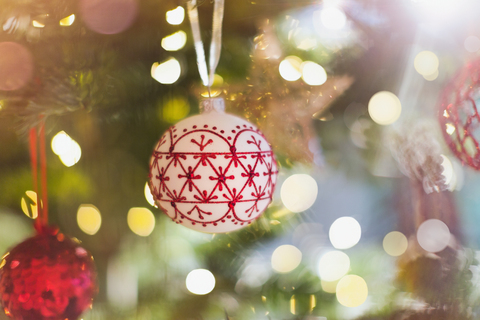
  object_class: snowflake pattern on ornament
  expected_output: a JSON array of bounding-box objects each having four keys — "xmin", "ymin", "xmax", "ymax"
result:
[{"xmin": 149, "ymin": 110, "xmax": 278, "ymax": 233}]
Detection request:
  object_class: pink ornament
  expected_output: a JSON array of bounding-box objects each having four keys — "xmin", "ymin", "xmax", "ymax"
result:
[
  {"xmin": 0, "ymin": 227, "xmax": 97, "ymax": 320},
  {"xmin": 149, "ymin": 98, "xmax": 278, "ymax": 233},
  {"xmin": 439, "ymin": 58, "xmax": 480, "ymax": 170}
]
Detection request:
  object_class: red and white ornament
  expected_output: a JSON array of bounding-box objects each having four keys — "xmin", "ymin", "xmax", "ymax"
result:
[
  {"xmin": 0, "ymin": 227, "xmax": 97, "ymax": 320},
  {"xmin": 149, "ymin": 98, "xmax": 278, "ymax": 233},
  {"xmin": 439, "ymin": 58, "xmax": 480, "ymax": 170}
]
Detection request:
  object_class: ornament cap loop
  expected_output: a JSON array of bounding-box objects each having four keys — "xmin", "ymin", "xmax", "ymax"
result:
[{"xmin": 200, "ymin": 97, "xmax": 225, "ymax": 113}]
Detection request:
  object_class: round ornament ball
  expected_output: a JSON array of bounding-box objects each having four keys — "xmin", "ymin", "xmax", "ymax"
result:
[
  {"xmin": 439, "ymin": 58, "xmax": 480, "ymax": 170},
  {"xmin": 149, "ymin": 98, "xmax": 278, "ymax": 233},
  {"xmin": 0, "ymin": 227, "xmax": 97, "ymax": 320}
]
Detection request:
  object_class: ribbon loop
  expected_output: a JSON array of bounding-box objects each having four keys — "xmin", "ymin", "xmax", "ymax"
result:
[{"xmin": 187, "ymin": 0, "xmax": 225, "ymax": 89}]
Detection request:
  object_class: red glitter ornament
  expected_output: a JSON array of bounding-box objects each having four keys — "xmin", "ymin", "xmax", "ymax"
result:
[
  {"xmin": 0, "ymin": 226, "xmax": 97, "ymax": 320},
  {"xmin": 439, "ymin": 58, "xmax": 480, "ymax": 170}
]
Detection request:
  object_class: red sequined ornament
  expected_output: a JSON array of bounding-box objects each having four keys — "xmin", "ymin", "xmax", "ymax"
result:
[
  {"xmin": 149, "ymin": 98, "xmax": 278, "ymax": 233},
  {"xmin": 439, "ymin": 58, "xmax": 480, "ymax": 170},
  {"xmin": 0, "ymin": 226, "xmax": 97, "ymax": 320}
]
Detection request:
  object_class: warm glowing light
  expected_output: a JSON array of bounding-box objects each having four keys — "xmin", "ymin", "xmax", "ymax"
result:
[
  {"xmin": 301, "ymin": 61, "xmax": 327, "ymax": 86},
  {"xmin": 21, "ymin": 191, "xmax": 39, "ymax": 219},
  {"xmin": 51, "ymin": 131, "xmax": 82, "ymax": 167},
  {"xmin": 414, "ymin": 51, "xmax": 439, "ymax": 76},
  {"xmin": 279, "ymin": 56, "xmax": 302, "ymax": 81},
  {"xmin": 59, "ymin": 14, "xmax": 75, "ymax": 26},
  {"xmin": 32, "ymin": 20, "xmax": 45, "ymax": 28},
  {"xmin": 423, "ymin": 69, "xmax": 438, "ymax": 81},
  {"xmin": 318, "ymin": 251, "xmax": 350, "ymax": 281},
  {"xmin": 161, "ymin": 31, "xmax": 187, "ymax": 51},
  {"xmin": 321, "ymin": 280, "xmax": 338, "ymax": 293},
  {"xmin": 51, "ymin": 131, "xmax": 71, "ymax": 155},
  {"xmin": 465, "ymin": 36, "xmax": 480, "ymax": 53},
  {"xmin": 280, "ymin": 174, "xmax": 318, "ymax": 212},
  {"xmin": 336, "ymin": 275, "xmax": 368, "ymax": 308},
  {"xmin": 59, "ymin": 140, "xmax": 81, "ymax": 167},
  {"xmin": 186, "ymin": 269, "xmax": 215, "ymax": 295},
  {"xmin": 127, "ymin": 207, "xmax": 155, "ymax": 237},
  {"xmin": 77, "ymin": 204, "xmax": 102, "ymax": 235},
  {"xmin": 417, "ymin": 219, "xmax": 450, "ymax": 253},
  {"xmin": 144, "ymin": 182, "xmax": 156, "ymax": 207},
  {"xmin": 367, "ymin": 91, "xmax": 402, "ymax": 125},
  {"xmin": 290, "ymin": 295, "xmax": 296, "ymax": 314},
  {"xmin": 320, "ymin": 6, "xmax": 347, "ymax": 30},
  {"xmin": 329, "ymin": 217, "xmax": 361, "ymax": 249},
  {"xmin": 166, "ymin": 6, "xmax": 185, "ymax": 25},
  {"xmin": 162, "ymin": 97, "xmax": 190, "ymax": 123},
  {"xmin": 445, "ymin": 123, "xmax": 455, "ymax": 135},
  {"xmin": 200, "ymin": 74, "xmax": 224, "ymax": 97},
  {"xmin": 382, "ymin": 231, "xmax": 408, "ymax": 257},
  {"xmin": 271, "ymin": 245, "xmax": 302, "ymax": 273},
  {"xmin": 151, "ymin": 58, "xmax": 181, "ymax": 84}
]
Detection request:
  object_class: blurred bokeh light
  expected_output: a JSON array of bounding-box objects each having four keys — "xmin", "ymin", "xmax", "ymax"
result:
[
  {"xmin": 59, "ymin": 14, "xmax": 75, "ymax": 26},
  {"xmin": 318, "ymin": 250, "xmax": 350, "ymax": 281},
  {"xmin": 279, "ymin": 56, "xmax": 302, "ymax": 81},
  {"xmin": 144, "ymin": 182, "xmax": 156, "ymax": 207},
  {"xmin": 166, "ymin": 6, "xmax": 185, "ymax": 25},
  {"xmin": 20, "ymin": 191, "xmax": 39, "ymax": 219},
  {"xmin": 336, "ymin": 275, "xmax": 368, "ymax": 307},
  {"xmin": 281, "ymin": 174, "xmax": 318, "ymax": 212},
  {"xmin": 161, "ymin": 31, "xmax": 187, "ymax": 51},
  {"xmin": 77, "ymin": 204, "xmax": 102, "ymax": 235},
  {"xmin": 417, "ymin": 219, "xmax": 450, "ymax": 253},
  {"xmin": 320, "ymin": 6, "xmax": 347, "ymax": 30},
  {"xmin": 80, "ymin": 0, "xmax": 138, "ymax": 34},
  {"xmin": 186, "ymin": 269, "xmax": 216, "ymax": 295},
  {"xmin": 151, "ymin": 58, "xmax": 182, "ymax": 84},
  {"xmin": 414, "ymin": 51, "xmax": 439, "ymax": 77},
  {"xmin": 321, "ymin": 279, "xmax": 339, "ymax": 293},
  {"xmin": 32, "ymin": 20, "xmax": 45, "ymax": 28},
  {"xmin": 301, "ymin": 61, "xmax": 327, "ymax": 86},
  {"xmin": 368, "ymin": 91, "xmax": 402, "ymax": 125},
  {"xmin": 465, "ymin": 35, "xmax": 480, "ymax": 52},
  {"xmin": 329, "ymin": 217, "xmax": 361, "ymax": 249},
  {"xmin": 423, "ymin": 69, "xmax": 439, "ymax": 81},
  {"xmin": 382, "ymin": 231, "xmax": 408, "ymax": 256},
  {"xmin": 271, "ymin": 245, "xmax": 302, "ymax": 273},
  {"xmin": 51, "ymin": 131, "xmax": 82, "ymax": 167},
  {"xmin": 127, "ymin": 207, "xmax": 155, "ymax": 237},
  {"xmin": 0, "ymin": 42, "xmax": 33, "ymax": 91},
  {"xmin": 161, "ymin": 96, "xmax": 190, "ymax": 123}
]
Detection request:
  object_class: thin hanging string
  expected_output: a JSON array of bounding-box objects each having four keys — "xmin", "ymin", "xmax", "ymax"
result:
[
  {"xmin": 28, "ymin": 118, "xmax": 49, "ymax": 228},
  {"xmin": 187, "ymin": 0, "xmax": 225, "ymax": 90},
  {"xmin": 28, "ymin": 127, "xmax": 40, "ymax": 228},
  {"xmin": 39, "ymin": 119, "xmax": 48, "ymax": 225}
]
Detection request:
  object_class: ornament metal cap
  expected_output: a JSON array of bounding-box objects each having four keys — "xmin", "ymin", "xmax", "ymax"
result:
[{"xmin": 200, "ymin": 97, "xmax": 225, "ymax": 113}]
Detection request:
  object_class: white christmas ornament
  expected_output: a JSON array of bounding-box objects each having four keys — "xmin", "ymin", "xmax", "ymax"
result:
[{"xmin": 149, "ymin": 98, "xmax": 278, "ymax": 233}]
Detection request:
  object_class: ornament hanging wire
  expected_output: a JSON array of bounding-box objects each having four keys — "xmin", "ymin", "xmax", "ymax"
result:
[{"xmin": 186, "ymin": 0, "xmax": 225, "ymax": 96}]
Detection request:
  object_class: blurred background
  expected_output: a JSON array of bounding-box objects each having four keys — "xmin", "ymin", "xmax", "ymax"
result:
[{"xmin": 1, "ymin": 0, "xmax": 480, "ymax": 319}]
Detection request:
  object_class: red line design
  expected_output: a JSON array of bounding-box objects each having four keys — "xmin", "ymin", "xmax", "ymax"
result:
[{"xmin": 149, "ymin": 121, "xmax": 278, "ymax": 228}]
